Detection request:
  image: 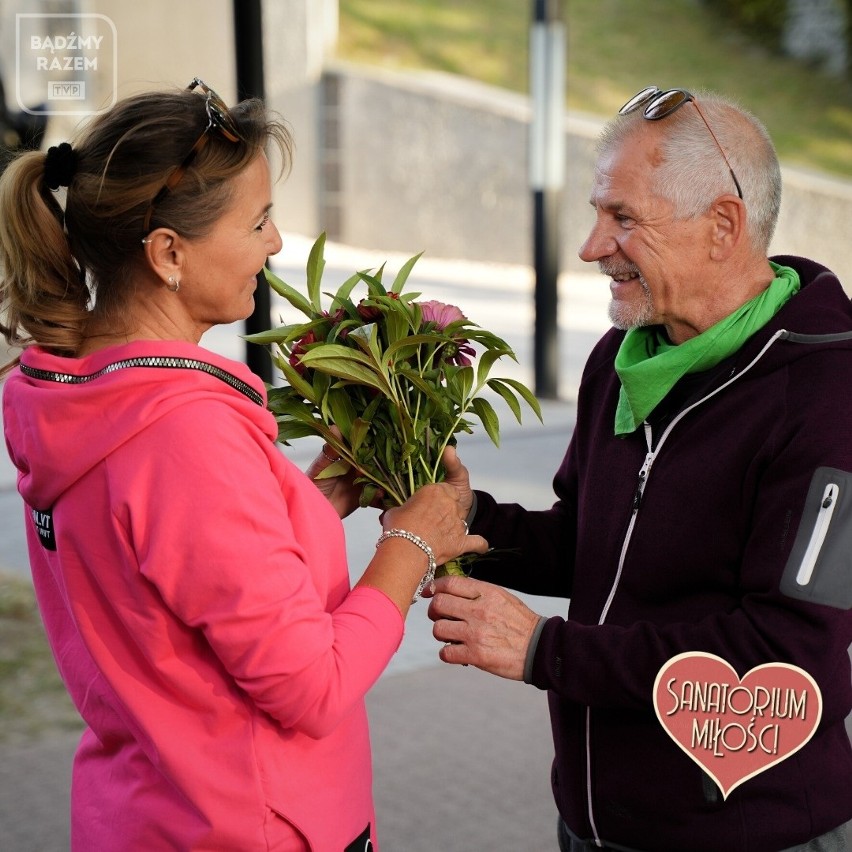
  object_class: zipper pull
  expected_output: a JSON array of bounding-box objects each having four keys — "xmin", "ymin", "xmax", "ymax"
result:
[
  {"xmin": 632, "ymin": 451, "xmax": 655, "ymax": 512},
  {"xmin": 796, "ymin": 482, "xmax": 840, "ymax": 586},
  {"xmin": 633, "ymin": 470, "xmax": 646, "ymax": 511}
]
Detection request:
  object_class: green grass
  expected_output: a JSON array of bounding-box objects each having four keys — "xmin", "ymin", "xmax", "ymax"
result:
[
  {"xmin": 337, "ymin": 0, "xmax": 852, "ymax": 177},
  {"xmin": 0, "ymin": 573, "xmax": 81, "ymax": 743}
]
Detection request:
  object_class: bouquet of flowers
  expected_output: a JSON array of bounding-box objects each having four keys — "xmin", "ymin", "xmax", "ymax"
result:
[{"xmin": 248, "ymin": 233, "xmax": 541, "ymax": 575}]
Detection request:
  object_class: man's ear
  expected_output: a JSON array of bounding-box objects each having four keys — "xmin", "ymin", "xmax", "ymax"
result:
[
  {"xmin": 708, "ymin": 196, "xmax": 745, "ymax": 261},
  {"xmin": 141, "ymin": 229, "xmax": 186, "ymax": 285}
]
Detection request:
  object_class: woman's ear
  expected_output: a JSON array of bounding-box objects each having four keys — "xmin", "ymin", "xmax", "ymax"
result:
[
  {"xmin": 141, "ymin": 229, "xmax": 185, "ymax": 285},
  {"xmin": 708, "ymin": 196, "xmax": 744, "ymax": 262}
]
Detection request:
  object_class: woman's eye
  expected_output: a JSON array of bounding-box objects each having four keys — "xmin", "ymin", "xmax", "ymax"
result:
[{"xmin": 256, "ymin": 212, "xmax": 270, "ymax": 230}]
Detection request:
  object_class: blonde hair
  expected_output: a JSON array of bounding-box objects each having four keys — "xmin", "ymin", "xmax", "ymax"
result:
[{"xmin": 0, "ymin": 86, "xmax": 293, "ymax": 375}]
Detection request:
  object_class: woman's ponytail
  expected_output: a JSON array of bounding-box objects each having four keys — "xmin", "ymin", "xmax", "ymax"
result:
[{"xmin": 0, "ymin": 146, "xmax": 90, "ymax": 374}]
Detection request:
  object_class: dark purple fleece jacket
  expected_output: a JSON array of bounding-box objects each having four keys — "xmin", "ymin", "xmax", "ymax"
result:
[{"xmin": 471, "ymin": 256, "xmax": 852, "ymax": 851}]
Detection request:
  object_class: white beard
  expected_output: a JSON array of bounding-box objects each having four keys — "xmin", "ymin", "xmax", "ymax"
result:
[{"xmin": 607, "ymin": 272, "xmax": 655, "ymax": 330}]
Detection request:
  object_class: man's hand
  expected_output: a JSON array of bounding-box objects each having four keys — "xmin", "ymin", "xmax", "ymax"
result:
[
  {"xmin": 441, "ymin": 445, "xmax": 474, "ymax": 520},
  {"xmin": 424, "ymin": 575, "xmax": 542, "ymax": 681}
]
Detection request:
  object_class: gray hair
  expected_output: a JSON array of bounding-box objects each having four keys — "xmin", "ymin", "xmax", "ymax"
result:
[{"xmin": 598, "ymin": 92, "xmax": 782, "ymax": 253}]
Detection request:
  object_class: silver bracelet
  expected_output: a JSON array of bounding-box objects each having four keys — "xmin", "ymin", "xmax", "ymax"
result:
[{"xmin": 376, "ymin": 528, "xmax": 437, "ymax": 603}]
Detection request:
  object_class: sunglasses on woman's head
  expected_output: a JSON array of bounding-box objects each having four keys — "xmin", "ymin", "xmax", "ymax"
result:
[
  {"xmin": 142, "ymin": 78, "xmax": 243, "ymax": 234},
  {"xmin": 619, "ymin": 86, "xmax": 743, "ymax": 201}
]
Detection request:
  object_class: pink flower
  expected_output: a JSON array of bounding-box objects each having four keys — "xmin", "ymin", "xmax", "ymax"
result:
[
  {"xmin": 419, "ymin": 300, "xmax": 474, "ymax": 366},
  {"xmin": 419, "ymin": 300, "xmax": 465, "ymax": 330}
]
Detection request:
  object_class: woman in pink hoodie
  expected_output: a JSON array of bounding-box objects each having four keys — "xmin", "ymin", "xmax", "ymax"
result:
[{"xmin": 0, "ymin": 79, "xmax": 486, "ymax": 851}]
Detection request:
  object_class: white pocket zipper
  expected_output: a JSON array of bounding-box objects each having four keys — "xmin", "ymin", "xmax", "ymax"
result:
[{"xmin": 796, "ymin": 482, "xmax": 839, "ymax": 586}]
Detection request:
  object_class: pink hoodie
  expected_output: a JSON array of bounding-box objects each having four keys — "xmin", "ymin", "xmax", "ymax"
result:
[{"xmin": 3, "ymin": 340, "xmax": 404, "ymax": 850}]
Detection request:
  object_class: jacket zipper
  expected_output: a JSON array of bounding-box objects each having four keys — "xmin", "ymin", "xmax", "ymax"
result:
[
  {"xmin": 599, "ymin": 425, "xmax": 655, "ymax": 626},
  {"xmin": 584, "ymin": 329, "xmax": 786, "ymax": 846},
  {"xmin": 795, "ymin": 482, "xmax": 839, "ymax": 586},
  {"xmin": 586, "ymin": 426, "xmax": 655, "ymax": 843},
  {"xmin": 19, "ymin": 357, "xmax": 264, "ymax": 406}
]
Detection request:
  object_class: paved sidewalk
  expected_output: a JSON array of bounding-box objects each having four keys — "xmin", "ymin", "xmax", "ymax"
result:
[{"xmin": 0, "ymin": 665, "xmax": 561, "ymax": 852}]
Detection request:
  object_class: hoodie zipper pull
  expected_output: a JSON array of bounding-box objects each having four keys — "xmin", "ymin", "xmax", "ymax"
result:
[
  {"xmin": 633, "ymin": 451, "xmax": 655, "ymax": 512},
  {"xmin": 633, "ymin": 471, "xmax": 646, "ymax": 511}
]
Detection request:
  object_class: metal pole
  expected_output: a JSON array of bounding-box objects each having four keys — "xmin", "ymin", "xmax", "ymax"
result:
[
  {"xmin": 529, "ymin": 0, "xmax": 565, "ymax": 400},
  {"xmin": 234, "ymin": 0, "xmax": 273, "ymax": 384}
]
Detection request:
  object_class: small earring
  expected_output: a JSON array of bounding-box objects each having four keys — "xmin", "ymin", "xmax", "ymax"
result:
[
  {"xmin": 141, "ymin": 238, "xmax": 152, "ymax": 245},
  {"xmin": 166, "ymin": 275, "xmax": 180, "ymax": 293}
]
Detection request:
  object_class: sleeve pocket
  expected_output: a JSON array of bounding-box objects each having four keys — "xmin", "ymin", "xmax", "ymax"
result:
[{"xmin": 780, "ymin": 466, "xmax": 852, "ymax": 609}]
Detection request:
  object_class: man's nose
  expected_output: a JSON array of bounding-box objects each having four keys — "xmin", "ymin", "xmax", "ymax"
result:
[{"xmin": 578, "ymin": 220, "xmax": 614, "ymax": 263}]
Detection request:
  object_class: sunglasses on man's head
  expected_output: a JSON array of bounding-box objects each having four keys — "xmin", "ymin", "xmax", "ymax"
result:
[
  {"xmin": 142, "ymin": 78, "xmax": 243, "ymax": 234},
  {"xmin": 619, "ymin": 86, "xmax": 744, "ymax": 201}
]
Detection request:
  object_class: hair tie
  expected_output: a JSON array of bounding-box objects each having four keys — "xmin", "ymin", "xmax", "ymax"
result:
[{"xmin": 44, "ymin": 142, "xmax": 78, "ymax": 190}]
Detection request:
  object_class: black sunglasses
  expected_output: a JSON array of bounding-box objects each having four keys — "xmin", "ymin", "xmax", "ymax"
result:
[
  {"xmin": 142, "ymin": 78, "xmax": 243, "ymax": 233},
  {"xmin": 619, "ymin": 86, "xmax": 743, "ymax": 201}
]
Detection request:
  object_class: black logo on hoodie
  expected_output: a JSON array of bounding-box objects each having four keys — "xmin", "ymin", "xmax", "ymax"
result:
[{"xmin": 31, "ymin": 507, "xmax": 56, "ymax": 550}]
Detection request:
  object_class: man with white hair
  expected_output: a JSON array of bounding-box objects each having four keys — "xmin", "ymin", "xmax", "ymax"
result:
[{"xmin": 429, "ymin": 87, "xmax": 852, "ymax": 851}]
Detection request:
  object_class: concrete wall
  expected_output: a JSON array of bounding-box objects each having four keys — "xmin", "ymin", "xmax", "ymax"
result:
[
  {"xmin": 306, "ymin": 61, "xmax": 601, "ymax": 272},
  {"xmin": 310, "ymin": 61, "xmax": 852, "ymax": 280}
]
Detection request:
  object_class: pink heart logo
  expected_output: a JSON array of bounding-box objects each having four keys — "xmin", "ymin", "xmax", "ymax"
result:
[{"xmin": 653, "ymin": 652, "xmax": 822, "ymax": 799}]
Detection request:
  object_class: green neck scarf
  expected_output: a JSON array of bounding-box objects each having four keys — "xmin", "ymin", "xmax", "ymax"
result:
[{"xmin": 613, "ymin": 263, "xmax": 800, "ymax": 435}]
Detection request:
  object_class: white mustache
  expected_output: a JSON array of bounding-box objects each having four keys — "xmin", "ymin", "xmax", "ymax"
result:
[{"xmin": 599, "ymin": 262, "xmax": 640, "ymax": 279}]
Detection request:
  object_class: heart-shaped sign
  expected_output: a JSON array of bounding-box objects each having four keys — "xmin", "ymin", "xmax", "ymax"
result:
[{"xmin": 653, "ymin": 652, "xmax": 822, "ymax": 799}]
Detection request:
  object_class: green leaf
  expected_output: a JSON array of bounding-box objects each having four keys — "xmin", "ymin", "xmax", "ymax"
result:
[
  {"xmin": 264, "ymin": 267, "xmax": 314, "ymax": 317},
  {"xmin": 314, "ymin": 459, "xmax": 351, "ymax": 479},
  {"xmin": 385, "ymin": 332, "xmax": 447, "ymax": 362},
  {"xmin": 278, "ymin": 359, "xmax": 317, "ymax": 402},
  {"xmin": 358, "ymin": 269, "xmax": 387, "ymax": 297},
  {"xmin": 299, "ymin": 346, "xmax": 393, "ymax": 395},
  {"xmin": 245, "ymin": 320, "xmax": 314, "ymax": 346},
  {"xmin": 300, "ymin": 343, "xmax": 375, "ymax": 368},
  {"xmin": 350, "ymin": 417, "xmax": 372, "ymax": 454},
  {"xmin": 470, "ymin": 396, "xmax": 501, "ymax": 447},
  {"xmin": 383, "ymin": 300, "xmax": 415, "ymax": 344},
  {"xmin": 347, "ymin": 327, "xmax": 391, "ymax": 386},
  {"xmin": 327, "ymin": 387, "xmax": 358, "ymax": 437},
  {"xmin": 449, "ymin": 364, "xmax": 475, "ymax": 405},
  {"xmin": 243, "ymin": 328, "xmax": 282, "ymax": 346},
  {"xmin": 274, "ymin": 397, "xmax": 322, "ymax": 424},
  {"xmin": 466, "ymin": 327, "xmax": 516, "ymax": 355},
  {"xmin": 362, "ymin": 393, "xmax": 384, "ymax": 421},
  {"xmin": 486, "ymin": 378, "xmax": 522, "ymax": 422},
  {"xmin": 396, "ymin": 367, "xmax": 446, "ymax": 406},
  {"xmin": 390, "ymin": 251, "xmax": 424, "ymax": 293},
  {"xmin": 312, "ymin": 369, "xmax": 332, "ymax": 400},
  {"xmin": 359, "ymin": 482, "xmax": 382, "ymax": 509},
  {"xmin": 306, "ymin": 232, "xmax": 327, "ymax": 313},
  {"xmin": 315, "ymin": 372, "xmax": 334, "ymax": 422},
  {"xmin": 277, "ymin": 420, "xmax": 323, "ymax": 443},
  {"xmin": 496, "ymin": 377, "xmax": 544, "ymax": 422},
  {"xmin": 334, "ymin": 271, "xmax": 363, "ymax": 305},
  {"xmin": 476, "ymin": 348, "xmax": 509, "ymax": 386}
]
